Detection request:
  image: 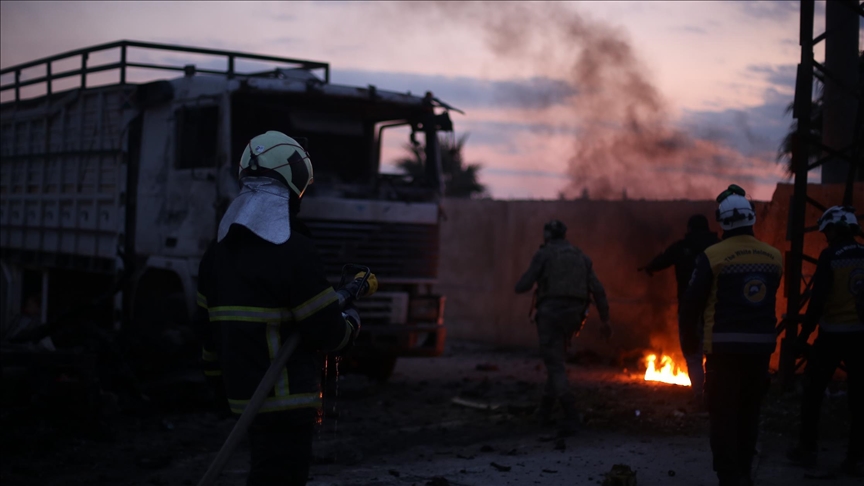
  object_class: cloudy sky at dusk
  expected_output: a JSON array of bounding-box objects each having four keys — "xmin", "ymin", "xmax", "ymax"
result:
[{"xmin": 1, "ymin": 1, "xmax": 850, "ymax": 200}]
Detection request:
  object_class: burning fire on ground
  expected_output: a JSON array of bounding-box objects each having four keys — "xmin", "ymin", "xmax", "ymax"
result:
[{"xmin": 643, "ymin": 354, "xmax": 691, "ymax": 387}]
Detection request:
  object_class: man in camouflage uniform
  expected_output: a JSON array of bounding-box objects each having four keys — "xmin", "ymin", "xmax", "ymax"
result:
[{"xmin": 515, "ymin": 220, "xmax": 612, "ymax": 435}]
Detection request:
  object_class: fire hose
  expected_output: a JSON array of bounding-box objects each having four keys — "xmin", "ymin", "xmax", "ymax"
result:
[{"xmin": 197, "ymin": 265, "xmax": 377, "ymax": 486}]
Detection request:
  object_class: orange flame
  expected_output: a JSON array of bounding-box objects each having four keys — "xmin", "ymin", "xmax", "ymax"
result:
[{"xmin": 643, "ymin": 354, "xmax": 691, "ymax": 387}]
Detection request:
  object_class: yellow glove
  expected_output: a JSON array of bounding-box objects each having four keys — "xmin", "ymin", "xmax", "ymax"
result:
[{"xmin": 354, "ymin": 272, "xmax": 378, "ymax": 297}]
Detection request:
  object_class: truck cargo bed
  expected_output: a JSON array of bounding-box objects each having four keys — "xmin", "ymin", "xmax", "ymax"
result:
[{"xmin": 1, "ymin": 86, "xmax": 136, "ymax": 272}]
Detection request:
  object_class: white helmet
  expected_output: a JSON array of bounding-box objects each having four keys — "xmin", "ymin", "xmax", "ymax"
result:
[
  {"xmin": 238, "ymin": 131, "xmax": 313, "ymax": 198},
  {"xmin": 715, "ymin": 184, "xmax": 755, "ymax": 231},
  {"xmin": 817, "ymin": 206, "xmax": 858, "ymax": 232}
]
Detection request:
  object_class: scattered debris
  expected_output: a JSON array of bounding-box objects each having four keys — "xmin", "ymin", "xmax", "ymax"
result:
[
  {"xmin": 668, "ymin": 470, "xmax": 676, "ymax": 477},
  {"xmin": 461, "ymin": 378, "xmax": 493, "ymax": 399},
  {"xmin": 554, "ymin": 438, "xmax": 567, "ymax": 451},
  {"xmin": 603, "ymin": 464, "xmax": 638, "ymax": 486},
  {"xmin": 426, "ymin": 477, "xmax": 450, "ymax": 486},
  {"xmin": 480, "ymin": 445, "xmax": 496, "ymax": 452},
  {"xmin": 803, "ymin": 471, "xmax": 838, "ymax": 480},
  {"xmin": 457, "ymin": 453, "xmax": 476, "ymax": 460},
  {"xmin": 475, "ymin": 363, "xmax": 499, "ymax": 371},
  {"xmin": 451, "ymin": 397, "xmax": 500, "ymax": 411},
  {"xmin": 136, "ymin": 455, "xmax": 172, "ymax": 470},
  {"xmin": 506, "ymin": 403, "xmax": 536, "ymax": 414},
  {"xmin": 542, "ymin": 468, "xmax": 558, "ymax": 473},
  {"xmin": 567, "ymin": 350, "xmax": 607, "ymax": 365},
  {"xmin": 389, "ymin": 469, "xmax": 400, "ymax": 477},
  {"xmin": 490, "ymin": 462, "xmax": 512, "ymax": 472},
  {"xmin": 673, "ymin": 410, "xmax": 685, "ymax": 418}
]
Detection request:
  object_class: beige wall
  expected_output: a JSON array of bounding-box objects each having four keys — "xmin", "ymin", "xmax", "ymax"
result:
[{"xmin": 436, "ymin": 183, "xmax": 864, "ymax": 363}]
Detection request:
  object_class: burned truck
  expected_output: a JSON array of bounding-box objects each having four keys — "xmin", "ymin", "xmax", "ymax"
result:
[{"xmin": 0, "ymin": 41, "xmax": 451, "ymax": 385}]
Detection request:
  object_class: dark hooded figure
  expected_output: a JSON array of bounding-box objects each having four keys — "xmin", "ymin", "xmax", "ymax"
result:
[{"xmin": 639, "ymin": 214, "xmax": 719, "ymax": 405}]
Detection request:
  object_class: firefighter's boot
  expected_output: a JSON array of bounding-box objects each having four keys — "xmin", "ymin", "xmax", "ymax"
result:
[
  {"xmin": 533, "ymin": 396, "xmax": 556, "ymax": 425},
  {"xmin": 557, "ymin": 394, "xmax": 581, "ymax": 437}
]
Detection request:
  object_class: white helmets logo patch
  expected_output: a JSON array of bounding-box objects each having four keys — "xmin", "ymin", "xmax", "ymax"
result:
[{"xmin": 743, "ymin": 276, "xmax": 767, "ymax": 304}]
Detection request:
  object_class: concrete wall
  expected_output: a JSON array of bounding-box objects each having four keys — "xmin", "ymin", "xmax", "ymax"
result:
[{"xmin": 436, "ymin": 183, "xmax": 864, "ymax": 363}]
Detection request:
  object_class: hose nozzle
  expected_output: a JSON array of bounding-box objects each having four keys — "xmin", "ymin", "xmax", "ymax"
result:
[{"xmin": 336, "ymin": 271, "xmax": 378, "ymax": 308}]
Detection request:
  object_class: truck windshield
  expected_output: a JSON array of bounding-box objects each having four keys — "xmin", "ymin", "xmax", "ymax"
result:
[
  {"xmin": 230, "ymin": 91, "xmax": 438, "ymax": 201},
  {"xmin": 231, "ymin": 92, "xmax": 371, "ymax": 188}
]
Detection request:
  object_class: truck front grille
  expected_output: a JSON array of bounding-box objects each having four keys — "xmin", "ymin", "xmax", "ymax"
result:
[
  {"xmin": 304, "ymin": 220, "xmax": 438, "ymax": 281},
  {"xmin": 353, "ymin": 291, "xmax": 409, "ymax": 325}
]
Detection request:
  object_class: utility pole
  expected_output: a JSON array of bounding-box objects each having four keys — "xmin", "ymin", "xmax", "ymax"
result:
[
  {"xmin": 820, "ymin": 0, "xmax": 861, "ymax": 184},
  {"xmin": 781, "ymin": 0, "xmax": 864, "ymax": 391}
]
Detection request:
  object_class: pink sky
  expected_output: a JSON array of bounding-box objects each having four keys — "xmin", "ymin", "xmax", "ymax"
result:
[{"xmin": 1, "ymin": 1, "xmax": 845, "ymax": 200}]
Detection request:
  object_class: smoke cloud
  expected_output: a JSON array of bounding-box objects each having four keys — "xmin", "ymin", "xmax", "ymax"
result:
[{"xmin": 384, "ymin": 2, "xmax": 780, "ymax": 200}]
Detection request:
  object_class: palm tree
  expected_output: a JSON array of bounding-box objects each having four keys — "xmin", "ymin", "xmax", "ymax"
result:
[
  {"xmin": 396, "ymin": 133, "xmax": 488, "ymax": 198},
  {"xmin": 777, "ymin": 83, "xmax": 823, "ymax": 177}
]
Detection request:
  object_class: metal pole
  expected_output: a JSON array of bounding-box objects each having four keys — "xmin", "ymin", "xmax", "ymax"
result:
[
  {"xmin": 120, "ymin": 45, "xmax": 127, "ymax": 85},
  {"xmin": 81, "ymin": 52, "xmax": 88, "ymax": 89},
  {"xmin": 781, "ymin": 0, "xmax": 815, "ymax": 391},
  {"xmin": 46, "ymin": 62, "xmax": 52, "ymax": 96},
  {"xmin": 821, "ymin": 0, "xmax": 860, "ymax": 183},
  {"xmin": 40, "ymin": 270, "xmax": 49, "ymax": 325}
]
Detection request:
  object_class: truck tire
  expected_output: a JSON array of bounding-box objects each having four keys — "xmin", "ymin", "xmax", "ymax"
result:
[
  {"xmin": 127, "ymin": 290, "xmax": 196, "ymax": 377},
  {"xmin": 359, "ymin": 355, "xmax": 397, "ymax": 383}
]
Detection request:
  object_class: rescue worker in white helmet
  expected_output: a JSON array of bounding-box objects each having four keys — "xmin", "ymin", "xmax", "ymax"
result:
[
  {"xmin": 787, "ymin": 206, "xmax": 864, "ymax": 475},
  {"xmin": 194, "ymin": 131, "xmax": 360, "ymax": 485},
  {"xmin": 514, "ymin": 219, "xmax": 612, "ymax": 437},
  {"xmin": 679, "ymin": 184, "xmax": 783, "ymax": 486}
]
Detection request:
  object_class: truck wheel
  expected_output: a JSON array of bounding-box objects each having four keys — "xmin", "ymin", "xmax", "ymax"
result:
[
  {"xmin": 360, "ymin": 356, "xmax": 397, "ymax": 383},
  {"xmin": 128, "ymin": 289, "xmax": 195, "ymax": 377}
]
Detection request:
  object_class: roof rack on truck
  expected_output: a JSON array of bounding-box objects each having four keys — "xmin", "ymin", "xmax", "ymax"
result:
[{"xmin": 0, "ymin": 39, "xmax": 331, "ymax": 103}]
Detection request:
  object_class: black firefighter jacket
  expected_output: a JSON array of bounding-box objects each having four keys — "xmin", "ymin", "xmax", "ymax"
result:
[
  {"xmin": 644, "ymin": 230, "xmax": 720, "ymax": 301},
  {"xmin": 195, "ymin": 224, "xmax": 354, "ymax": 415}
]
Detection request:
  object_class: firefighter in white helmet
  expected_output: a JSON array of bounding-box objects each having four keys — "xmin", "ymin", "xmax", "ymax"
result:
[
  {"xmin": 679, "ymin": 184, "xmax": 783, "ymax": 486},
  {"xmin": 194, "ymin": 131, "xmax": 360, "ymax": 485},
  {"xmin": 787, "ymin": 206, "xmax": 864, "ymax": 475}
]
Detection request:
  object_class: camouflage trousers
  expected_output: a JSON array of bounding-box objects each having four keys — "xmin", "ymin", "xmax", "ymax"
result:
[{"xmin": 535, "ymin": 301, "xmax": 587, "ymax": 399}]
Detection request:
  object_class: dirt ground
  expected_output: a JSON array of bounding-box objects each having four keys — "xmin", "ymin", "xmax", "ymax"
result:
[{"xmin": 1, "ymin": 340, "xmax": 859, "ymax": 486}]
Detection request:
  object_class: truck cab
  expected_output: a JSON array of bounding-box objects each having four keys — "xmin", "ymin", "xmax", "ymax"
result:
[{"xmin": 1, "ymin": 41, "xmax": 451, "ymax": 383}]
